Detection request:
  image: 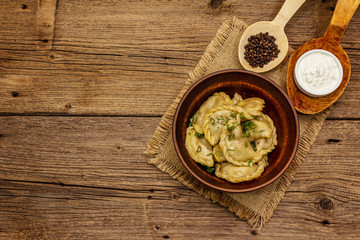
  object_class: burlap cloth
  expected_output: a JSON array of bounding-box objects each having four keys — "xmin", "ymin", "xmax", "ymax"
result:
[{"xmin": 144, "ymin": 17, "xmax": 329, "ymax": 229}]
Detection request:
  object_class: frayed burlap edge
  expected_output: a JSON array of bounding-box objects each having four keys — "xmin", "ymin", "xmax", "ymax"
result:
[{"xmin": 144, "ymin": 17, "xmax": 329, "ymax": 229}]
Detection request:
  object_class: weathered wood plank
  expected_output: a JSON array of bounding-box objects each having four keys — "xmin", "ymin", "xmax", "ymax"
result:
[
  {"xmin": 0, "ymin": 0, "xmax": 359, "ymax": 117},
  {"xmin": 0, "ymin": 116, "xmax": 359, "ymax": 190},
  {"xmin": 0, "ymin": 155, "xmax": 359, "ymax": 239}
]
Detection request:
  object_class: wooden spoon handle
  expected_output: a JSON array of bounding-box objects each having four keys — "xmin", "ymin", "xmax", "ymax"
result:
[
  {"xmin": 323, "ymin": 0, "xmax": 360, "ymax": 43},
  {"xmin": 272, "ymin": 0, "xmax": 307, "ymax": 28}
]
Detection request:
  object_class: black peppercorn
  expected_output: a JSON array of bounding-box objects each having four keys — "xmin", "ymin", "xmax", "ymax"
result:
[{"xmin": 244, "ymin": 32, "xmax": 280, "ymax": 68}]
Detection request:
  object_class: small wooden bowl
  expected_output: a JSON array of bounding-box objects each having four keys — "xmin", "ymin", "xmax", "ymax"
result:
[{"xmin": 173, "ymin": 70, "xmax": 299, "ymax": 192}]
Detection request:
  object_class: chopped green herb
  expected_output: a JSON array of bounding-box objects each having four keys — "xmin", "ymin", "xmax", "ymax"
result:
[
  {"xmin": 250, "ymin": 141, "xmax": 257, "ymax": 151},
  {"xmin": 195, "ymin": 132, "xmax": 204, "ymax": 138},
  {"xmin": 217, "ymin": 117, "xmax": 224, "ymax": 121},
  {"xmin": 189, "ymin": 114, "xmax": 197, "ymax": 126},
  {"xmin": 196, "ymin": 146, "xmax": 202, "ymax": 152},
  {"xmin": 244, "ymin": 142, "xmax": 248, "ymax": 147},
  {"xmin": 206, "ymin": 166, "xmax": 215, "ymax": 174},
  {"xmin": 248, "ymin": 160, "xmax": 254, "ymax": 167},
  {"xmin": 215, "ymin": 150, "xmax": 222, "ymax": 156},
  {"xmin": 226, "ymin": 123, "xmax": 240, "ymax": 132},
  {"xmin": 230, "ymin": 112, "xmax": 238, "ymax": 119},
  {"xmin": 252, "ymin": 115, "xmax": 258, "ymax": 120},
  {"xmin": 265, "ymin": 159, "xmax": 269, "ymax": 166},
  {"xmin": 227, "ymin": 133, "xmax": 235, "ymax": 141},
  {"xmin": 210, "ymin": 118, "xmax": 216, "ymax": 125},
  {"xmin": 258, "ymin": 130, "xmax": 265, "ymax": 132},
  {"xmin": 206, "ymin": 153, "xmax": 213, "ymax": 156},
  {"xmin": 228, "ymin": 148, "xmax": 235, "ymax": 151},
  {"xmin": 240, "ymin": 112, "xmax": 245, "ymax": 120}
]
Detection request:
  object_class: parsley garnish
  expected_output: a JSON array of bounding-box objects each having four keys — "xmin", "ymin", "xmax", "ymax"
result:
[
  {"xmin": 206, "ymin": 166, "xmax": 215, "ymax": 174},
  {"xmin": 189, "ymin": 114, "xmax": 197, "ymax": 126},
  {"xmin": 265, "ymin": 159, "xmax": 269, "ymax": 166},
  {"xmin": 195, "ymin": 132, "xmax": 204, "ymax": 138},
  {"xmin": 249, "ymin": 160, "xmax": 254, "ymax": 167},
  {"xmin": 240, "ymin": 112, "xmax": 245, "ymax": 120},
  {"xmin": 196, "ymin": 146, "xmax": 202, "ymax": 152},
  {"xmin": 228, "ymin": 148, "xmax": 235, "ymax": 151},
  {"xmin": 244, "ymin": 142, "xmax": 248, "ymax": 147},
  {"xmin": 230, "ymin": 112, "xmax": 238, "ymax": 119},
  {"xmin": 215, "ymin": 150, "xmax": 222, "ymax": 156},
  {"xmin": 227, "ymin": 133, "xmax": 235, "ymax": 141},
  {"xmin": 210, "ymin": 118, "xmax": 215, "ymax": 125},
  {"xmin": 207, "ymin": 153, "xmax": 213, "ymax": 156},
  {"xmin": 226, "ymin": 123, "xmax": 240, "ymax": 132}
]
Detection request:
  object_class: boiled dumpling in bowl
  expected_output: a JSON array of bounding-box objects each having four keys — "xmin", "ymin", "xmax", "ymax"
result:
[
  {"xmin": 192, "ymin": 92, "xmax": 233, "ymax": 134},
  {"xmin": 214, "ymin": 157, "xmax": 268, "ymax": 183},
  {"xmin": 185, "ymin": 92, "xmax": 277, "ymax": 183},
  {"xmin": 185, "ymin": 126, "xmax": 214, "ymax": 167}
]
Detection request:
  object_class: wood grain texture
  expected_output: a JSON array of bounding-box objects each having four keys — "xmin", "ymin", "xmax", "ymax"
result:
[
  {"xmin": 1, "ymin": 0, "xmax": 360, "ymax": 238},
  {"xmin": 0, "ymin": 0, "xmax": 359, "ymax": 117},
  {"xmin": 0, "ymin": 117, "xmax": 359, "ymax": 239}
]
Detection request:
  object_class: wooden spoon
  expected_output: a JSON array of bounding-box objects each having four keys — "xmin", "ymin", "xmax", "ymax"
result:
[
  {"xmin": 238, "ymin": 0, "xmax": 306, "ymax": 73},
  {"xmin": 287, "ymin": 0, "xmax": 360, "ymax": 114}
]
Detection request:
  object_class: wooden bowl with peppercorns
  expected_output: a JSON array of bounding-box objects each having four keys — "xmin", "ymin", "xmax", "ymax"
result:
[{"xmin": 173, "ymin": 70, "xmax": 299, "ymax": 192}]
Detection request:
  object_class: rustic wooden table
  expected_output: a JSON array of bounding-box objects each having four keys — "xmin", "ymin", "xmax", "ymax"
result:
[{"xmin": 0, "ymin": 0, "xmax": 359, "ymax": 239}]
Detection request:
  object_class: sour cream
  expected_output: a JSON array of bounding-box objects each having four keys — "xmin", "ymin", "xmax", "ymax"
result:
[{"xmin": 294, "ymin": 49, "xmax": 343, "ymax": 97}]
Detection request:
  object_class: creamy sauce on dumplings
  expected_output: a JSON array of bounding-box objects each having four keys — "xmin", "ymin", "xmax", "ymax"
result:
[{"xmin": 185, "ymin": 92, "xmax": 277, "ymax": 183}]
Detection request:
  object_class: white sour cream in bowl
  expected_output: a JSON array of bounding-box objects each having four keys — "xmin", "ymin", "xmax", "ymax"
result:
[{"xmin": 294, "ymin": 49, "xmax": 343, "ymax": 97}]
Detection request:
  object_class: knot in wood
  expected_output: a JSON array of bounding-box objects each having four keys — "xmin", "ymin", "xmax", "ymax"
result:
[
  {"xmin": 65, "ymin": 103, "xmax": 72, "ymax": 109},
  {"xmin": 170, "ymin": 192, "xmax": 179, "ymax": 200},
  {"xmin": 320, "ymin": 197, "xmax": 333, "ymax": 210},
  {"xmin": 210, "ymin": 0, "xmax": 223, "ymax": 9}
]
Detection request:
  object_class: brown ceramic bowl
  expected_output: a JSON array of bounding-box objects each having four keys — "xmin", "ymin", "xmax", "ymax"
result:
[{"xmin": 173, "ymin": 69, "xmax": 299, "ymax": 193}]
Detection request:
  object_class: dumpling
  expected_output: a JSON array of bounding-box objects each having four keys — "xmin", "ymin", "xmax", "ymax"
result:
[
  {"xmin": 232, "ymin": 93, "xmax": 243, "ymax": 105},
  {"xmin": 215, "ymin": 158, "xmax": 267, "ymax": 183},
  {"xmin": 245, "ymin": 118, "xmax": 273, "ymax": 142},
  {"xmin": 212, "ymin": 144, "xmax": 226, "ymax": 162},
  {"xmin": 185, "ymin": 126, "xmax": 214, "ymax": 167},
  {"xmin": 239, "ymin": 97, "xmax": 265, "ymax": 116},
  {"xmin": 202, "ymin": 108, "xmax": 232, "ymax": 146},
  {"xmin": 193, "ymin": 92, "xmax": 232, "ymax": 134},
  {"xmin": 254, "ymin": 114, "xmax": 277, "ymax": 155},
  {"xmin": 219, "ymin": 119, "xmax": 263, "ymax": 166},
  {"xmin": 202, "ymin": 105, "xmax": 252, "ymax": 146}
]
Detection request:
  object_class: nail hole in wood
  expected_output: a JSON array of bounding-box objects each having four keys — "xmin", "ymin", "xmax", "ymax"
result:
[
  {"xmin": 320, "ymin": 197, "xmax": 333, "ymax": 210},
  {"xmin": 12, "ymin": 91, "xmax": 19, "ymax": 97},
  {"xmin": 210, "ymin": 0, "xmax": 223, "ymax": 9},
  {"xmin": 42, "ymin": 39, "xmax": 49, "ymax": 43},
  {"xmin": 327, "ymin": 139, "xmax": 340, "ymax": 143},
  {"xmin": 149, "ymin": 189, "xmax": 154, "ymax": 193},
  {"xmin": 163, "ymin": 57, "xmax": 169, "ymax": 60},
  {"xmin": 0, "ymin": 134, "xmax": 4, "ymax": 138},
  {"xmin": 147, "ymin": 196, "xmax": 152, "ymax": 200},
  {"xmin": 21, "ymin": 4, "xmax": 27, "ymax": 9},
  {"xmin": 65, "ymin": 103, "xmax": 71, "ymax": 109},
  {"xmin": 117, "ymin": 146, "xmax": 121, "ymax": 150},
  {"xmin": 154, "ymin": 225, "xmax": 160, "ymax": 231},
  {"xmin": 250, "ymin": 230, "xmax": 257, "ymax": 235},
  {"xmin": 50, "ymin": 54, "xmax": 55, "ymax": 59},
  {"xmin": 322, "ymin": 219, "xmax": 330, "ymax": 225},
  {"xmin": 163, "ymin": 236, "xmax": 170, "ymax": 239}
]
